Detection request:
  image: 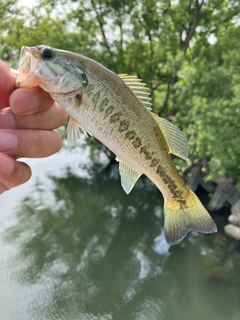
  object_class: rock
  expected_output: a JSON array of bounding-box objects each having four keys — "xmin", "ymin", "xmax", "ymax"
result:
[
  {"xmin": 187, "ymin": 164, "xmax": 204, "ymax": 192},
  {"xmin": 208, "ymin": 176, "xmax": 240, "ymax": 211},
  {"xmin": 228, "ymin": 199, "xmax": 240, "ymax": 227},
  {"xmin": 201, "ymin": 256, "xmax": 229, "ymax": 280},
  {"xmin": 224, "ymin": 224, "xmax": 240, "ymax": 241},
  {"xmin": 186, "ymin": 163, "xmax": 217, "ymax": 192},
  {"xmin": 200, "ymin": 180, "xmax": 216, "ymax": 193},
  {"xmin": 186, "ymin": 165, "xmax": 240, "ymax": 243},
  {"xmin": 226, "ymin": 254, "xmax": 240, "ymax": 276}
]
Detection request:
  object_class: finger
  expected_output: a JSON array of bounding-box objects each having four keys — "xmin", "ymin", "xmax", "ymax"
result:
[
  {"xmin": 0, "ymin": 154, "xmax": 31, "ymax": 194},
  {"xmin": 10, "ymin": 86, "xmax": 55, "ymax": 115},
  {"xmin": 0, "ymin": 129, "xmax": 63, "ymax": 158},
  {"xmin": 0, "ymin": 61, "xmax": 17, "ymax": 94},
  {"xmin": 0, "ymin": 102, "xmax": 68, "ymax": 130},
  {"xmin": 0, "ymin": 94, "xmax": 10, "ymax": 110}
]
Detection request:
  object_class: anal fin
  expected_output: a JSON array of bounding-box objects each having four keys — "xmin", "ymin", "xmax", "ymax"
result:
[{"xmin": 119, "ymin": 161, "xmax": 142, "ymax": 194}]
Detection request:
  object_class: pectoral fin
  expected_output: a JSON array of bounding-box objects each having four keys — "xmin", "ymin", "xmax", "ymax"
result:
[
  {"xmin": 119, "ymin": 161, "xmax": 142, "ymax": 194},
  {"xmin": 67, "ymin": 116, "xmax": 91, "ymax": 146}
]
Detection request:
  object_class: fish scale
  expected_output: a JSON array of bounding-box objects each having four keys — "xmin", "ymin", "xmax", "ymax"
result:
[{"xmin": 16, "ymin": 45, "xmax": 217, "ymax": 245}]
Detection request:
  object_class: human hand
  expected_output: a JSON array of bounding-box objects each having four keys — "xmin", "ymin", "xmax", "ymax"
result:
[{"xmin": 0, "ymin": 60, "xmax": 68, "ymax": 194}]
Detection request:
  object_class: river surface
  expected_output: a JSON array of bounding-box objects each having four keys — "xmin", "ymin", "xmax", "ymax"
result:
[{"xmin": 0, "ymin": 144, "xmax": 240, "ymax": 320}]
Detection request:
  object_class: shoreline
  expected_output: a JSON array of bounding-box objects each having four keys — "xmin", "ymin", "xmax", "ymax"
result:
[{"xmin": 186, "ymin": 163, "xmax": 240, "ymax": 241}]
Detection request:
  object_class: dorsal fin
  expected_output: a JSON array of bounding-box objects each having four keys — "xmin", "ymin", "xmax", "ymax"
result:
[
  {"xmin": 118, "ymin": 74, "xmax": 152, "ymax": 108},
  {"xmin": 150, "ymin": 112, "xmax": 189, "ymax": 160},
  {"xmin": 118, "ymin": 74, "xmax": 188, "ymax": 160}
]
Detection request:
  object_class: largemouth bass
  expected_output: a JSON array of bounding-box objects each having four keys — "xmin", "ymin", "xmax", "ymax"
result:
[{"xmin": 16, "ymin": 45, "xmax": 217, "ymax": 244}]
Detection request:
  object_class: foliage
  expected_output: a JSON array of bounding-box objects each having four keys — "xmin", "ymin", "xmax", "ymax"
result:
[{"xmin": 1, "ymin": 0, "xmax": 240, "ymax": 182}]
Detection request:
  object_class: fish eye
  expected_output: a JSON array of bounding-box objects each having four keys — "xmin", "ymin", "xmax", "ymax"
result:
[
  {"xmin": 41, "ymin": 48, "xmax": 55, "ymax": 60},
  {"xmin": 82, "ymin": 73, "xmax": 88, "ymax": 83}
]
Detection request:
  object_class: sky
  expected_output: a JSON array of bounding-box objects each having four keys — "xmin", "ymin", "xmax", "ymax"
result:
[{"xmin": 17, "ymin": 0, "xmax": 37, "ymax": 8}]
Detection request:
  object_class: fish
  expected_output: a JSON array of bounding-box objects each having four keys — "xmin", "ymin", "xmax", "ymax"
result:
[{"xmin": 16, "ymin": 45, "xmax": 217, "ymax": 245}]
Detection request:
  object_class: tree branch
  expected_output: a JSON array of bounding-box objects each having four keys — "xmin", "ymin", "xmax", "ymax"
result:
[
  {"xmin": 207, "ymin": 7, "xmax": 240, "ymax": 38},
  {"xmin": 136, "ymin": 14, "xmax": 155, "ymax": 101},
  {"xmin": 90, "ymin": 0, "xmax": 112, "ymax": 55},
  {"xmin": 152, "ymin": 80, "xmax": 163, "ymax": 90},
  {"xmin": 158, "ymin": 76, "xmax": 172, "ymax": 115},
  {"xmin": 180, "ymin": 0, "xmax": 204, "ymax": 53}
]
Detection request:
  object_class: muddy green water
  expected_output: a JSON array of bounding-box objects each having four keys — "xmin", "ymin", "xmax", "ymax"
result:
[{"xmin": 0, "ymin": 147, "xmax": 240, "ymax": 320}]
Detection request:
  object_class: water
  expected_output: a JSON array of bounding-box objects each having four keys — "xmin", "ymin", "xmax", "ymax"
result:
[{"xmin": 0, "ymin": 146, "xmax": 240, "ymax": 320}]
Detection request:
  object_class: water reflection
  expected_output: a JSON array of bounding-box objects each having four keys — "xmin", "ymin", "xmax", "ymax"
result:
[{"xmin": 2, "ymin": 163, "xmax": 240, "ymax": 320}]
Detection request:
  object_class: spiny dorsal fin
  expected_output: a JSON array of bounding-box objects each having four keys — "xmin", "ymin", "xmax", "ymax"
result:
[
  {"xmin": 150, "ymin": 112, "xmax": 189, "ymax": 160},
  {"xmin": 118, "ymin": 74, "xmax": 152, "ymax": 109},
  {"xmin": 118, "ymin": 160, "xmax": 142, "ymax": 194}
]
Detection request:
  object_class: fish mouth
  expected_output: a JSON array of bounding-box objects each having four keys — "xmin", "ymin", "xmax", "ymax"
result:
[
  {"xmin": 19, "ymin": 46, "xmax": 31, "ymax": 71},
  {"xmin": 16, "ymin": 46, "xmax": 37, "ymax": 88}
]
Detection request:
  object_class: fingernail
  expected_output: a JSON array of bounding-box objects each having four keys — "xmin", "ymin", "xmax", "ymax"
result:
[
  {"xmin": 34, "ymin": 92, "xmax": 42, "ymax": 108},
  {"xmin": 0, "ymin": 154, "xmax": 15, "ymax": 175},
  {"xmin": 10, "ymin": 68, "xmax": 19, "ymax": 76},
  {"xmin": 0, "ymin": 132, "xmax": 17, "ymax": 152}
]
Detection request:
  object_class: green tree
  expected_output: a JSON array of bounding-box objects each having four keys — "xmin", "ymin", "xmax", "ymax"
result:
[
  {"xmin": 1, "ymin": 0, "xmax": 240, "ymax": 182},
  {"xmin": 174, "ymin": 24, "xmax": 240, "ymax": 180}
]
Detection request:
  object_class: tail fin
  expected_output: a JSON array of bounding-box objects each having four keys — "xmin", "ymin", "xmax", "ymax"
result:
[{"xmin": 164, "ymin": 189, "xmax": 217, "ymax": 245}]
